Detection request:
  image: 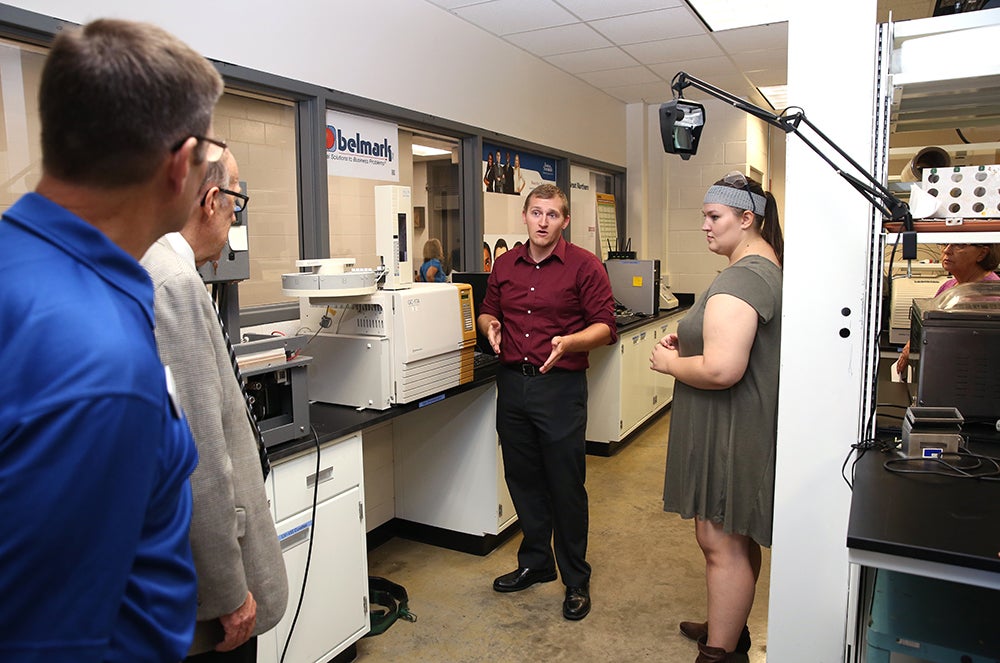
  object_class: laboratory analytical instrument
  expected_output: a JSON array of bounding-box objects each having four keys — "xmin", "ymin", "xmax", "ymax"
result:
[
  {"xmin": 296, "ymin": 282, "xmax": 477, "ymax": 410},
  {"xmin": 909, "ymin": 281, "xmax": 1000, "ymax": 422},
  {"xmin": 605, "ymin": 259, "xmax": 661, "ymax": 316}
]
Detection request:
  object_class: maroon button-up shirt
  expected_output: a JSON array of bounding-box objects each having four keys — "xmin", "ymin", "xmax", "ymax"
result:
[{"xmin": 479, "ymin": 237, "xmax": 617, "ymax": 371}]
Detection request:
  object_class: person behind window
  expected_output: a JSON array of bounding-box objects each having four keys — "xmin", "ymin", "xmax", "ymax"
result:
[
  {"xmin": 0, "ymin": 19, "xmax": 223, "ymax": 662},
  {"xmin": 895, "ymin": 243, "xmax": 1000, "ymax": 378},
  {"xmin": 650, "ymin": 172, "xmax": 783, "ymax": 662},
  {"xmin": 417, "ymin": 238, "xmax": 448, "ymax": 282}
]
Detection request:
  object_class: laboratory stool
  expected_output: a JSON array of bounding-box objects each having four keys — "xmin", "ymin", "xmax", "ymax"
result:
[{"xmin": 865, "ymin": 569, "xmax": 1000, "ymax": 662}]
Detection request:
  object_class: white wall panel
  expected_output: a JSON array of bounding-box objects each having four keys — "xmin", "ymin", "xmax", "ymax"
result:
[
  {"xmin": 7, "ymin": 0, "xmax": 626, "ymax": 166},
  {"xmin": 768, "ymin": 1, "xmax": 878, "ymax": 661}
]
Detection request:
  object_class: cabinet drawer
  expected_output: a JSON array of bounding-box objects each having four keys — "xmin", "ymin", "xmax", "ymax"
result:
[{"xmin": 271, "ymin": 433, "xmax": 362, "ymax": 522}]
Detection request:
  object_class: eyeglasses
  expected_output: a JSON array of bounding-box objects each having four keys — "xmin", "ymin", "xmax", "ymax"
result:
[
  {"xmin": 722, "ymin": 170, "xmax": 758, "ymax": 216},
  {"xmin": 170, "ymin": 135, "xmax": 228, "ymax": 163},
  {"xmin": 200, "ymin": 186, "xmax": 249, "ymax": 218},
  {"xmin": 220, "ymin": 188, "xmax": 249, "ymax": 214}
]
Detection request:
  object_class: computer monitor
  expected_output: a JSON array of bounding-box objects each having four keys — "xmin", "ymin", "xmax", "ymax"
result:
[{"xmin": 451, "ymin": 272, "xmax": 495, "ymax": 355}]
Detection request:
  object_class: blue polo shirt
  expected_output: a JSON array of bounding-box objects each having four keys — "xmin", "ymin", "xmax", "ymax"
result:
[{"xmin": 0, "ymin": 193, "xmax": 199, "ymax": 662}]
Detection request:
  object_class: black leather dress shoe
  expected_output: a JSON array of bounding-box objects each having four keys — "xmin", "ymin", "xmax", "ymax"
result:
[
  {"xmin": 493, "ymin": 567, "xmax": 557, "ymax": 593},
  {"xmin": 562, "ymin": 585, "xmax": 591, "ymax": 620}
]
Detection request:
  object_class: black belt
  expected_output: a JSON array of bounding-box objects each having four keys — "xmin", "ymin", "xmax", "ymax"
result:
[{"xmin": 505, "ymin": 363, "xmax": 571, "ymax": 376}]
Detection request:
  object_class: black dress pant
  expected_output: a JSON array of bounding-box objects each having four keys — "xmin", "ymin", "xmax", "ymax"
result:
[{"xmin": 496, "ymin": 365, "xmax": 590, "ymax": 587}]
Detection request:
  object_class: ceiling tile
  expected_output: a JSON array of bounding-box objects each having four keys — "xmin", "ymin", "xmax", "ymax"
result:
[
  {"xmin": 577, "ymin": 65, "xmax": 661, "ymax": 88},
  {"xmin": 553, "ymin": 0, "xmax": 684, "ymax": 21},
  {"xmin": 648, "ymin": 56, "xmax": 736, "ymax": 81},
  {"xmin": 589, "ymin": 6, "xmax": 705, "ymax": 45},
  {"xmin": 737, "ymin": 49, "xmax": 787, "ymax": 75},
  {"xmin": 712, "ymin": 22, "xmax": 788, "ymax": 51},
  {"xmin": 623, "ymin": 34, "xmax": 724, "ymax": 64},
  {"xmin": 601, "ymin": 81, "xmax": 676, "ymax": 104},
  {"xmin": 424, "ymin": 0, "xmax": 489, "ymax": 9},
  {"xmin": 505, "ymin": 23, "xmax": 613, "ymax": 57},
  {"xmin": 744, "ymin": 67, "xmax": 787, "ymax": 87},
  {"xmin": 544, "ymin": 46, "xmax": 639, "ymax": 74},
  {"xmin": 453, "ymin": 0, "xmax": 577, "ymax": 36}
]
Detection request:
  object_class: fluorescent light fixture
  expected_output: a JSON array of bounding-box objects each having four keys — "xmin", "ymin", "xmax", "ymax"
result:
[
  {"xmin": 412, "ymin": 144, "xmax": 451, "ymax": 157},
  {"xmin": 757, "ymin": 84, "xmax": 788, "ymax": 110},
  {"xmin": 687, "ymin": 0, "xmax": 788, "ymax": 31}
]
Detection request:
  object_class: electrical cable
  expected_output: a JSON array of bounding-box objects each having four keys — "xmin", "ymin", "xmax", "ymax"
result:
[
  {"xmin": 279, "ymin": 425, "xmax": 322, "ymax": 663},
  {"xmin": 882, "ymin": 447, "xmax": 1000, "ymax": 480},
  {"xmin": 301, "ymin": 307, "xmax": 333, "ymax": 349}
]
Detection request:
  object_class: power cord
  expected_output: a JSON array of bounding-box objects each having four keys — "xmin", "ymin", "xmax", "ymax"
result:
[
  {"xmin": 300, "ymin": 307, "xmax": 333, "ymax": 349},
  {"xmin": 279, "ymin": 425, "xmax": 322, "ymax": 663},
  {"xmin": 883, "ymin": 446, "xmax": 1000, "ymax": 480}
]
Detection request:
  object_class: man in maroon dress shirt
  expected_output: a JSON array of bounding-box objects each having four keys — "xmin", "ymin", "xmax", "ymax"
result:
[{"xmin": 478, "ymin": 184, "xmax": 617, "ymax": 621}]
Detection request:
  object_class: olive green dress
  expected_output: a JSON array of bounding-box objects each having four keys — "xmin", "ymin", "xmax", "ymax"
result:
[{"xmin": 662, "ymin": 255, "xmax": 782, "ymax": 546}]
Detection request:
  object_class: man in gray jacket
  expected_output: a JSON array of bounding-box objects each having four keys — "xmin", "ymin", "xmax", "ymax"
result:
[{"xmin": 141, "ymin": 149, "xmax": 287, "ymax": 661}]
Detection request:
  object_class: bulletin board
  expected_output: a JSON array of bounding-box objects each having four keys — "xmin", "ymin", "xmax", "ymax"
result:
[{"xmin": 596, "ymin": 193, "xmax": 619, "ymax": 261}]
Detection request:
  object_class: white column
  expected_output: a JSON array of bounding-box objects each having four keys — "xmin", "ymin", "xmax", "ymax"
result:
[{"xmin": 768, "ymin": 1, "xmax": 878, "ymax": 661}]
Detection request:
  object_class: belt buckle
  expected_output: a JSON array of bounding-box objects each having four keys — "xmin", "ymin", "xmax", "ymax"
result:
[{"xmin": 520, "ymin": 363, "xmax": 538, "ymax": 376}]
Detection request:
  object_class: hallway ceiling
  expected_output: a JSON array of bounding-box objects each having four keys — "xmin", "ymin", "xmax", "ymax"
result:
[{"xmin": 423, "ymin": 0, "xmax": 938, "ymax": 109}]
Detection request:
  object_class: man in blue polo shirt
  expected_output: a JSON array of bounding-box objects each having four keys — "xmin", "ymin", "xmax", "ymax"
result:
[{"xmin": 0, "ymin": 19, "xmax": 223, "ymax": 662}]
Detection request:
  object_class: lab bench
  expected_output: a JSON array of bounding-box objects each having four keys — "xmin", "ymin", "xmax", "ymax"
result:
[
  {"xmin": 257, "ymin": 365, "xmax": 510, "ymax": 663},
  {"xmin": 846, "ymin": 437, "xmax": 1000, "ymax": 662},
  {"xmin": 586, "ymin": 306, "xmax": 689, "ymax": 456}
]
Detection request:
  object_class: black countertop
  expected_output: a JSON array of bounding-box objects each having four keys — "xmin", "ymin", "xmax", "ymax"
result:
[
  {"xmin": 846, "ymin": 440, "xmax": 1000, "ymax": 573},
  {"xmin": 267, "ymin": 364, "xmax": 499, "ymax": 462},
  {"xmin": 268, "ymin": 305, "xmax": 691, "ymax": 462}
]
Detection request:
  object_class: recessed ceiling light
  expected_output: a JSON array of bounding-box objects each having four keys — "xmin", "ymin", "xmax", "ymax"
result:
[
  {"xmin": 687, "ymin": 0, "xmax": 788, "ymax": 31},
  {"xmin": 412, "ymin": 144, "xmax": 451, "ymax": 157}
]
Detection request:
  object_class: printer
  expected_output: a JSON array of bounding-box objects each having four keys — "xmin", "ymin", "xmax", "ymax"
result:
[{"xmin": 297, "ymin": 281, "xmax": 477, "ymax": 410}]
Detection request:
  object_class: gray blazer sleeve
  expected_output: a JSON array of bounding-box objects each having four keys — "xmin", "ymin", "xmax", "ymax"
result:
[{"xmin": 142, "ymin": 240, "xmax": 287, "ymax": 648}]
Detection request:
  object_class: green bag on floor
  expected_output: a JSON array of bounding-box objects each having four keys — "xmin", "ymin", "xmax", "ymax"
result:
[{"xmin": 365, "ymin": 576, "xmax": 417, "ymax": 637}]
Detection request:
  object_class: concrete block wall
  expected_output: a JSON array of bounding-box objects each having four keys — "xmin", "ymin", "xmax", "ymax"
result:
[{"xmin": 664, "ymin": 98, "xmax": 769, "ymax": 297}]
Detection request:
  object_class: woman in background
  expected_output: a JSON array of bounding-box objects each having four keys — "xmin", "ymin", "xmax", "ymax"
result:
[
  {"xmin": 650, "ymin": 172, "xmax": 783, "ymax": 663},
  {"xmin": 895, "ymin": 242, "xmax": 999, "ymax": 377},
  {"xmin": 417, "ymin": 238, "xmax": 448, "ymax": 282}
]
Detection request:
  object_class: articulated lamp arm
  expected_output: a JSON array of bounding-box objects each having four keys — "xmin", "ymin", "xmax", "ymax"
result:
[{"xmin": 662, "ymin": 71, "xmax": 914, "ymax": 234}]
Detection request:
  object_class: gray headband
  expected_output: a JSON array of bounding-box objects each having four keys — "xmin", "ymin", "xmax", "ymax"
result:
[{"xmin": 704, "ymin": 185, "xmax": 766, "ymax": 217}]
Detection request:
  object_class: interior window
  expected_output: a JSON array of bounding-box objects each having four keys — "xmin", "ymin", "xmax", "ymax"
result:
[
  {"xmin": 0, "ymin": 37, "xmax": 46, "ymax": 209},
  {"xmin": 213, "ymin": 90, "xmax": 299, "ymax": 307}
]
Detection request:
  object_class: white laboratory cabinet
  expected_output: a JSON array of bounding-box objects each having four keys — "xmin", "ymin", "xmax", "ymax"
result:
[
  {"xmin": 392, "ymin": 383, "xmax": 516, "ymax": 537},
  {"xmin": 586, "ymin": 312, "xmax": 684, "ymax": 453},
  {"xmin": 258, "ymin": 433, "xmax": 368, "ymax": 663}
]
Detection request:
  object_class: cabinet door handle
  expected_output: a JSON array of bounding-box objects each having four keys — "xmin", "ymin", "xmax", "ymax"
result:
[
  {"xmin": 306, "ymin": 467, "xmax": 334, "ymax": 488},
  {"xmin": 278, "ymin": 521, "xmax": 312, "ymax": 552}
]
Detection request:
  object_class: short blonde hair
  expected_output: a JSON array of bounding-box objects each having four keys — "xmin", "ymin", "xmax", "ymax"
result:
[
  {"xmin": 423, "ymin": 238, "xmax": 444, "ymax": 262},
  {"xmin": 523, "ymin": 183, "xmax": 569, "ymax": 218}
]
